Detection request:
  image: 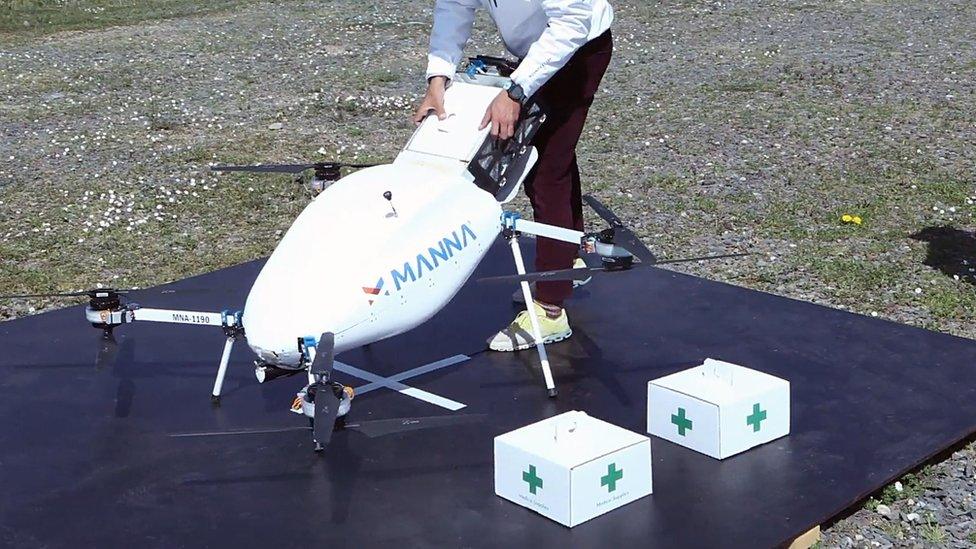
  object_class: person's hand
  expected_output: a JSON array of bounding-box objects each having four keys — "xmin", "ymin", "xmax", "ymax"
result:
[
  {"xmin": 479, "ymin": 91, "xmax": 521, "ymax": 140},
  {"xmin": 413, "ymin": 76, "xmax": 448, "ymax": 125}
]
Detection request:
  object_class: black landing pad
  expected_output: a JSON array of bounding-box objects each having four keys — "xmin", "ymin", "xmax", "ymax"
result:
[{"xmin": 1, "ymin": 238, "xmax": 975, "ymax": 548}]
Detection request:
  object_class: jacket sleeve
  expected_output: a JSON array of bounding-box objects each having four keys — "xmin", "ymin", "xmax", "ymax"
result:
[
  {"xmin": 509, "ymin": 0, "xmax": 593, "ymax": 98},
  {"xmin": 426, "ymin": 0, "xmax": 481, "ymax": 82}
]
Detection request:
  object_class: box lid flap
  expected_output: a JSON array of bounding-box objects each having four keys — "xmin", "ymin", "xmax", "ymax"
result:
[
  {"xmin": 495, "ymin": 411, "xmax": 648, "ymax": 468},
  {"xmin": 401, "ymin": 82, "xmax": 499, "ymax": 163},
  {"xmin": 650, "ymin": 359, "xmax": 788, "ymax": 405}
]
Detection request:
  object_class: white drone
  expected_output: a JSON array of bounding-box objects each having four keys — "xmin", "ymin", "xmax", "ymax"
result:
[{"xmin": 2, "ymin": 57, "xmax": 743, "ymax": 451}]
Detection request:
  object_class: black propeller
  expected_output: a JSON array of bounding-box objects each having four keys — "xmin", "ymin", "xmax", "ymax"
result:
[
  {"xmin": 0, "ymin": 287, "xmax": 210, "ymax": 300},
  {"xmin": 582, "ymin": 195, "xmax": 656, "ymax": 263},
  {"xmin": 344, "ymin": 414, "xmax": 486, "ymax": 438},
  {"xmin": 308, "ymin": 332, "xmax": 341, "ymax": 451},
  {"xmin": 0, "ymin": 288, "xmax": 126, "ymax": 299},
  {"xmin": 481, "ymin": 193, "xmax": 751, "ymax": 285},
  {"xmin": 168, "ymin": 414, "xmax": 487, "ymax": 439},
  {"xmin": 95, "ymin": 330, "xmax": 119, "ymax": 370},
  {"xmin": 478, "ymin": 252, "xmax": 753, "ymax": 285},
  {"xmin": 210, "ymin": 161, "xmax": 379, "ymax": 175}
]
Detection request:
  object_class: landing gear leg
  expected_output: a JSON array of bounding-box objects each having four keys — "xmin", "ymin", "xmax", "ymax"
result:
[
  {"xmin": 211, "ymin": 336, "xmax": 235, "ymax": 405},
  {"xmin": 210, "ymin": 311, "xmax": 244, "ymax": 406},
  {"xmin": 506, "ymin": 231, "xmax": 558, "ymax": 398}
]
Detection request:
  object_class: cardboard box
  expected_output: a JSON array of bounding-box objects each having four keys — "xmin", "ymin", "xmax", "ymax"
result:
[
  {"xmin": 494, "ymin": 411, "xmax": 652, "ymax": 527},
  {"xmin": 647, "ymin": 358, "xmax": 790, "ymax": 459}
]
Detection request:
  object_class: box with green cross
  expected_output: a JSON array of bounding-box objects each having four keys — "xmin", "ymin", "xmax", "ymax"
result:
[
  {"xmin": 646, "ymin": 359, "xmax": 790, "ymax": 459},
  {"xmin": 494, "ymin": 411, "xmax": 653, "ymax": 527}
]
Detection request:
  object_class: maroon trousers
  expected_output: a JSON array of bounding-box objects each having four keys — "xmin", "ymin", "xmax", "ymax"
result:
[{"xmin": 524, "ymin": 30, "xmax": 613, "ymax": 307}]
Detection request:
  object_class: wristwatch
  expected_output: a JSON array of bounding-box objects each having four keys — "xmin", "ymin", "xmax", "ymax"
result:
[{"xmin": 505, "ymin": 81, "xmax": 526, "ymax": 104}]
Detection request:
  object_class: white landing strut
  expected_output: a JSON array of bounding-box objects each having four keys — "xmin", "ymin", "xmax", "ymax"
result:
[
  {"xmin": 212, "ymin": 336, "xmax": 236, "ymax": 399},
  {"xmin": 507, "ymin": 235, "xmax": 557, "ymax": 397}
]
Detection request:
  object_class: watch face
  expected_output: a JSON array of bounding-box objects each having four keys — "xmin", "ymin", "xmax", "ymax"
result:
[{"xmin": 507, "ymin": 83, "xmax": 524, "ymax": 102}]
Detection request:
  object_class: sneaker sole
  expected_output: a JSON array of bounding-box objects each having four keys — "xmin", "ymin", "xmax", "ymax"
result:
[{"xmin": 489, "ymin": 329, "xmax": 573, "ymax": 352}]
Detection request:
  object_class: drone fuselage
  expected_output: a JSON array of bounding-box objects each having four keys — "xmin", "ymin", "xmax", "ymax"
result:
[{"xmin": 241, "ymin": 163, "xmax": 503, "ymax": 368}]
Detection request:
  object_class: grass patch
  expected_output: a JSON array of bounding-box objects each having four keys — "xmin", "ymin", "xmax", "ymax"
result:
[
  {"xmin": 919, "ymin": 513, "xmax": 948, "ymax": 544},
  {"xmin": 866, "ymin": 469, "xmax": 930, "ymax": 508},
  {"xmin": 0, "ymin": 0, "xmax": 258, "ymax": 35},
  {"xmin": 711, "ymin": 81, "xmax": 778, "ymax": 94},
  {"xmin": 921, "ymin": 284, "xmax": 976, "ymax": 321}
]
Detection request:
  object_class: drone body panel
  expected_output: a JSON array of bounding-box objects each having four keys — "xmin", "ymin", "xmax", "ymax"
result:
[{"xmin": 242, "ymin": 164, "xmax": 502, "ymax": 367}]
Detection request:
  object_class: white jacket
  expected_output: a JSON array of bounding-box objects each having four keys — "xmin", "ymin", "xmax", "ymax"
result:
[{"xmin": 426, "ymin": 0, "xmax": 613, "ymax": 98}]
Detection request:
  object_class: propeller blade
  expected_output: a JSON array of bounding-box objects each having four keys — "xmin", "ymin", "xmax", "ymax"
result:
[
  {"xmin": 653, "ymin": 252, "xmax": 754, "ymax": 266},
  {"xmin": 211, "ymin": 164, "xmax": 316, "ymax": 174},
  {"xmin": 210, "ymin": 161, "xmax": 380, "ymax": 174},
  {"xmin": 344, "ymin": 414, "xmax": 486, "ymax": 438},
  {"xmin": 169, "ymin": 426, "xmax": 312, "ymax": 438},
  {"xmin": 582, "ymin": 195, "xmax": 656, "ymax": 263},
  {"xmin": 0, "ymin": 291, "xmax": 89, "ymax": 299},
  {"xmin": 0, "ymin": 286, "xmax": 214, "ymax": 301},
  {"xmin": 312, "ymin": 383, "xmax": 342, "ymax": 450},
  {"xmin": 0, "ymin": 288, "xmax": 128, "ymax": 300},
  {"xmin": 168, "ymin": 414, "xmax": 488, "ymax": 439},
  {"xmin": 95, "ymin": 331, "xmax": 119, "ymax": 369},
  {"xmin": 478, "ymin": 265, "xmax": 612, "ymax": 285},
  {"xmin": 131, "ymin": 287, "xmax": 214, "ymax": 296},
  {"xmin": 309, "ymin": 332, "xmax": 335, "ymax": 378},
  {"xmin": 477, "ymin": 252, "xmax": 753, "ymax": 285}
]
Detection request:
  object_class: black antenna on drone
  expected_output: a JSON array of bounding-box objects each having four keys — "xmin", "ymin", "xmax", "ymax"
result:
[{"xmin": 383, "ymin": 191, "xmax": 398, "ymax": 217}]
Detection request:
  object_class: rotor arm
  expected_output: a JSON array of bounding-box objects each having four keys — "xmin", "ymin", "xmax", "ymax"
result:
[
  {"xmin": 130, "ymin": 308, "xmax": 226, "ymax": 327},
  {"xmin": 85, "ymin": 304, "xmax": 242, "ymax": 333},
  {"xmin": 501, "ymin": 212, "xmax": 635, "ymax": 268},
  {"xmin": 508, "ymin": 217, "xmax": 586, "ymax": 246}
]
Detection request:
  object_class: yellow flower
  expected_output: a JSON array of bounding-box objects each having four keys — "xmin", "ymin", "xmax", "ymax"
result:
[
  {"xmin": 852, "ymin": 216, "xmax": 863, "ymax": 225},
  {"xmin": 841, "ymin": 214, "xmax": 853, "ymax": 223}
]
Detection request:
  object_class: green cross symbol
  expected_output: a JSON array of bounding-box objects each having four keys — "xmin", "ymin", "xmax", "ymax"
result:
[
  {"xmin": 747, "ymin": 403, "xmax": 767, "ymax": 432},
  {"xmin": 671, "ymin": 407, "xmax": 693, "ymax": 436},
  {"xmin": 601, "ymin": 463, "xmax": 623, "ymax": 493},
  {"xmin": 522, "ymin": 465, "xmax": 543, "ymax": 495}
]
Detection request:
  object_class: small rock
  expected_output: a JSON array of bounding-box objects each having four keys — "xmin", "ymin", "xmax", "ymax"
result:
[
  {"xmin": 877, "ymin": 504, "xmax": 893, "ymax": 518},
  {"xmin": 905, "ymin": 512, "xmax": 920, "ymax": 522},
  {"xmin": 268, "ymin": 122, "xmax": 284, "ymax": 131},
  {"xmin": 894, "ymin": 481, "xmax": 903, "ymax": 492}
]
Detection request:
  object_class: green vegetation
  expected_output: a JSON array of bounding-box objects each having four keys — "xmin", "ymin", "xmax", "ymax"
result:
[
  {"xmin": 1, "ymin": 0, "xmax": 255, "ymax": 35},
  {"xmin": 867, "ymin": 469, "xmax": 930, "ymax": 508},
  {"xmin": 919, "ymin": 513, "xmax": 948, "ymax": 544}
]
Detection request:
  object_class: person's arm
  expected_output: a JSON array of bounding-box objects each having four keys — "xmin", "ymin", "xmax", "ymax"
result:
[
  {"xmin": 479, "ymin": 0, "xmax": 592, "ymax": 138},
  {"xmin": 509, "ymin": 0, "xmax": 592, "ymax": 99},
  {"xmin": 425, "ymin": 0, "xmax": 480, "ymax": 83},
  {"xmin": 415, "ymin": 0, "xmax": 480, "ymax": 124}
]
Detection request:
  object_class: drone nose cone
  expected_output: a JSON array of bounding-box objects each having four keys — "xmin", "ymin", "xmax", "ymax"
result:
[
  {"xmin": 242, "ymin": 298, "xmax": 350, "ymax": 367},
  {"xmin": 241, "ymin": 232, "xmax": 364, "ymax": 366}
]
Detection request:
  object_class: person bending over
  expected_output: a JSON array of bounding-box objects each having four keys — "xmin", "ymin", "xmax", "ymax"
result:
[{"xmin": 413, "ymin": 0, "xmax": 614, "ymax": 351}]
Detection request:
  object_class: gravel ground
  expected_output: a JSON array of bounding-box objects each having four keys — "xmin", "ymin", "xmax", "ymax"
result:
[{"xmin": 1, "ymin": 1, "xmax": 974, "ymax": 546}]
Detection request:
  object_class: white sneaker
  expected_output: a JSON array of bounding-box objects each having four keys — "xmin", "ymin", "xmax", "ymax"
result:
[{"xmin": 488, "ymin": 301, "xmax": 573, "ymax": 352}]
